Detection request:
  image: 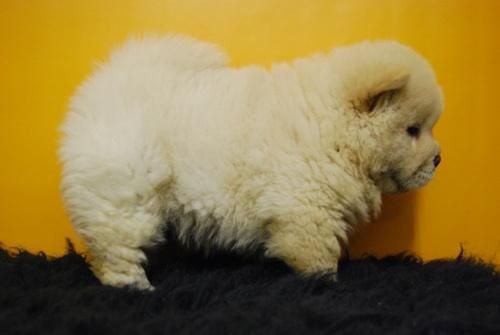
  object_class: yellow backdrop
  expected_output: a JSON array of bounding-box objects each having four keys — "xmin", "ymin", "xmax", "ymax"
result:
[{"xmin": 1, "ymin": 0, "xmax": 499, "ymax": 263}]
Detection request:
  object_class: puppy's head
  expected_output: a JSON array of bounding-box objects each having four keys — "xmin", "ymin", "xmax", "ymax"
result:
[{"xmin": 331, "ymin": 41, "xmax": 443, "ymax": 193}]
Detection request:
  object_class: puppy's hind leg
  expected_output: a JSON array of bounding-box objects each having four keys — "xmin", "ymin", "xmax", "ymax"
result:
[
  {"xmin": 62, "ymin": 150, "xmax": 173, "ymax": 290},
  {"xmin": 85, "ymin": 211, "xmax": 164, "ymax": 291}
]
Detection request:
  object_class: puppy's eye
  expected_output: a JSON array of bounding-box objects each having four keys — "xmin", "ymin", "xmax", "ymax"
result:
[{"xmin": 406, "ymin": 126, "xmax": 420, "ymax": 137}]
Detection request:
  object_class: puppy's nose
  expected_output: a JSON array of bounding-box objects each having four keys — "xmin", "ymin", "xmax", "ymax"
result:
[{"xmin": 433, "ymin": 154, "xmax": 441, "ymax": 168}]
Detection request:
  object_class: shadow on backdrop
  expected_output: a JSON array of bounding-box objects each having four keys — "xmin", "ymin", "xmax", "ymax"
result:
[{"xmin": 348, "ymin": 192, "xmax": 417, "ymax": 258}]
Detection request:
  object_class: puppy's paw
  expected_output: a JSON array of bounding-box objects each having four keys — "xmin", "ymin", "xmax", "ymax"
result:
[
  {"xmin": 100, "ymin": 271, "xmax": 154, "ymax": 291},
  {"xmin": 94, "ymin": 264, "xmax": 154, "ymax": 291}
]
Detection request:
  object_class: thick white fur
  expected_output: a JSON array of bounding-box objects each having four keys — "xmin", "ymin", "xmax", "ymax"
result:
[{"xmin": 59, "ymin": 35, "xmax": 443, "ymax": 289}]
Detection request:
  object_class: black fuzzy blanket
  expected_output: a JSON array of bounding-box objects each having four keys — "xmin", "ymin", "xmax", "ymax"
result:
[{"xmin": 0, "ymin": 242, "xmax": 499, "ymax": 335}]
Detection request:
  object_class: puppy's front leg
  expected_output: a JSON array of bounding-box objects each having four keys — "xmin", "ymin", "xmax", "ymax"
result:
[{"xmin": 264, "ymin": 210, "xmax": 345, "ymax": 278}]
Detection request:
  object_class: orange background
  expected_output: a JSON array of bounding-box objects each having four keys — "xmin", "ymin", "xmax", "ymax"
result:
[{"xmin": 1, "ymin": 0, "xmax": 499, "ymax": 263}]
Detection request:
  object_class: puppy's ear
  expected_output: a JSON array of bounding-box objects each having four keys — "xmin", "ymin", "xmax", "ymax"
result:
[
  {"xmin": 347, "ymin": 69, "xmax": 409, "ymax": 113},
  {"xmin": 365, "ymin": 70, "xmax": 409, "ymax": 112},
  {"xmin": 331, "ymin": 42, "xmax": 411, "ymax": 113}
]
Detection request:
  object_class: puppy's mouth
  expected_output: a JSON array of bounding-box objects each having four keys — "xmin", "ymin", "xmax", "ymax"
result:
[
  {"xmin": 375, "ymin": 169, "xmax": 407, "ymax": 193},
  {"xmin": 390, "ymin": 172, "xmax": 407, "ymax": 192},
  {"xmin": 395, "ymin": 164, "xmax": 436, "ymax": 192},
  {"xmin": 376, "ymin": 160, "xmax": 436, "ymax": 193}
]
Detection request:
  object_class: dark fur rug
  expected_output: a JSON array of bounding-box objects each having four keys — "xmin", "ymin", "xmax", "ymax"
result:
[{"xmin": 1, "ymin": 241, "xmax": 499, "ymax": 335}]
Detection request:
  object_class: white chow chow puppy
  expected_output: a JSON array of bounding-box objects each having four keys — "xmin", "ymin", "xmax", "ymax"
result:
[{"xmin": 59, "ymin": 35, "xmax": 443, "ymax": 290}]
